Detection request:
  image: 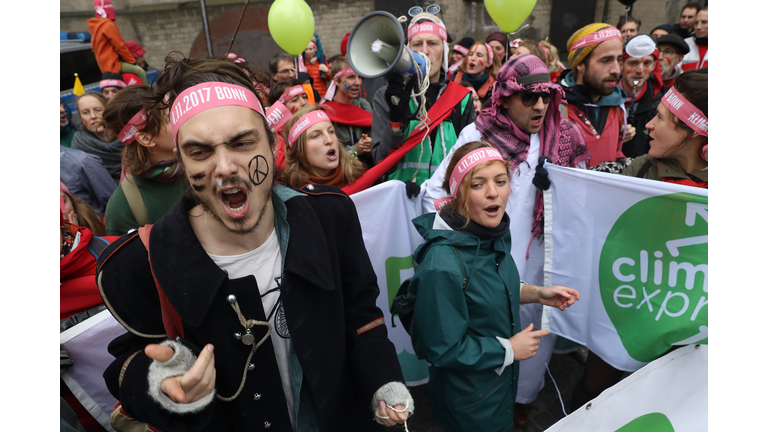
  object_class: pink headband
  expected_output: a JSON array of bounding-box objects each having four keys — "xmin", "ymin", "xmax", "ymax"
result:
[
  {"xmin": 484, "ymin": 43, "xmax": 494, "ymax": 66},
  {"xmin": 433, "ymin": 147, "xmax": 505, "ymax": 209},
  {"xmin": 288, "ymin": 110, "xmax": 331, "ymax": 146},
  {"xmin": 170, "ymin": 82, "xmax": 265, "ymax": 143},
  {"xmin": 333, "ymin": 67, "xmax": 356, "ymax": 80},
  {"xmin": 308, "ymin": 41, "xmax": 317, "ymax": 49},
  {"xmin": 661, "ymin": 87, "xmax": 708, "ymax": 137},
  {"xmin": 100, "ymin": 79, "xmax": 126, "ymax": 89},
  {"xmin": 569, "ymin": 27, "xmax": 622, "ymax": 53},
  {"xmin": 278, "ymin": 85, "xmax": 307, "ymax": 105},
  {"xmin": 265, "ymin": 101, "xmax": 292, "ymax": 131},
  {"xmin": 407, "ymin": 22, "xmax": 448, "ymax": 42},
  {"xmin": 453, "ymin": 45, "xmax": 469, "ymax": 55},
  {"xmin": 539, "ymin": 43, "xmax": 550, "ymax": 59},
  {"xmin": 253, "ymin": 82, "xmax": 270, "ymax": 94},
  {"xmin": 118, "ymin": 109, "xmax": 149, "ymax": 145}
]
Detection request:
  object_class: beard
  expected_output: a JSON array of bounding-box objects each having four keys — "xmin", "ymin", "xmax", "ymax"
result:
[
  {"xmin": 583, "ymin": 64, "xmax": 620, "ymax": 97},
  {"xmin": 198, "ymin": 175, "xmax": 273, "ymax": 236}
]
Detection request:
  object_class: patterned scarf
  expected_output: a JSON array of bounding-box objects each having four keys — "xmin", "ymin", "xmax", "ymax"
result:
[
  {"xmin": 475, "ymin": 54, "xmax": 590, "ymax": 248},
  {"xmin": 134, "ymin": 159, "xmax": 181, "ymax": 181}
]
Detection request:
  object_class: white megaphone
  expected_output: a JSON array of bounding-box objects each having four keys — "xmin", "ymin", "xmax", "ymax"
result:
[{"xmin": 347, "ymin": 11, "xmax": 428, "ymax": 79}]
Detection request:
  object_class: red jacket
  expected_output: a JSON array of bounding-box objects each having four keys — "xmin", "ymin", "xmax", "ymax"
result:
[{"xmin": 87, "ymin": 17, "xmax": 135, "ymax": 73}]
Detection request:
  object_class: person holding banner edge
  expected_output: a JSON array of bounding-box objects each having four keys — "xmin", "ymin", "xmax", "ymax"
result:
[{"xmin": 409, "ymin": 141, "xmax": 579, "ymax": 432}]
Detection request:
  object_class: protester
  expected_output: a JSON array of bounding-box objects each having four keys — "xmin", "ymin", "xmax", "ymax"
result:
[
  {"xmin": 102, "ymin": 85, "xmax": 185, "ymax": 236},
  {"xmin": 282, "ymin": 105, "xmax": 366, "ymax": 189},
  {"xmin": 558, "ymin": 23, "xmax": 634, "ymax": 167},
  {"xmin": 99, "ymin": 71, "xmax": 127, "ymax": 100},
  {"xmin": 300, "ymin": 39, "xmax": 329, "ymax": 98},
  {"xmin": 97, "ymin": 57, "xmax": 412, "ymax": 431},
  {"xmin": 650, "ymin": 24, "xmax": 673, "ymax": 39},
  {"xmin": 538, "ymin": 39, "xmax": 564, "ymax": 82},
  {"xmin": 619, "ymin": 34, "xmax": 662, "ymax": 158},
  {"xmin": 623, "ymin": 69, "xmax": 707, "ymax": 185},
  {"xmin": 673, "ymin": 2, "xmax": 700, "ymax": 39},
  {"xmin": 681, "ymin": 6, "xmax": 708, "ymax": 72},
  {"xmin": 512, "ymin": 40, "xmax": 547, "ymax": 65},
  {"xmin": 295, "ymin": 71, "xmax": 321, "ymax": 104},
  {"xmin": 71, "ymin": 92, "xmax": 124, "ymax": 183},
  {"xmin": 617, "ymin": 16, "xmax": 641, "ymax": 42},
  {"xmin": 61, "ymin": 181, "xmax": 107, "ymax": 237},
  {"xmin": 61, "ymin": 101, "xmax": 78, "ymax": 148},
  {"xmin": 269, "ymin": 78, "xmax": 310, "ymax": 169},
  {"xmin": 321, "ymin": 56, "xmax": 373, "ymax": 167},
  {"xmin": 572, "ymin": 69, "xmax": 708, "ymax": 411},
  {"xmin": 451, "ymin": 42, "xmax": 501, "ymax": 106},
  {"xmin": 656, "ymin": 33, "xmax": 690, "ymax": 92},
  {"xmin": 269, "ymin": 52, "xmax": 297, "ymax": 83},
  {"xmin": 60, "ymin": 145, "xmax": 116, "ymax": 214},
  {"xmin": 448, "ymin": 36, "xmax": 474, "ymax": 74},
  {"xmin": 424, "ymin": 54, "xmax": 590, "ymax": 426},
  {"xmin": 371, "ymin": 12, "xmax": 476, "ymax": 185},
  {"xmin": 125, "ymin": 40, "xmax": 149, "ymax": 70},
  {"xmin": 486, "ymin": 32, "xmax": 509, "ymax": 64},
  {"xmin": 410, "ymin": 141, "xmax": 579, "ymax": 432},
  {"xmin": 87, "ymin": 0, "xmax": 147, "ymax": 85}
]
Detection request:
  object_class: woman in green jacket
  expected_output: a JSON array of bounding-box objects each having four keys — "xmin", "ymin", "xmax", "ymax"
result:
[{"xmin": 410, "ymin": 141, "xmax": 579, "ymax": 432}]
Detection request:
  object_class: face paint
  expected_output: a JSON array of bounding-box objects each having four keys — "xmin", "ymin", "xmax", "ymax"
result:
[
  {"xmin": 478, "ymin": 59, "xmax": 484, "ymax": 67},
  {"xmin": 343, "ymin": 83, "xmax": 351, "ymax": 91},
  {"xmin": 248, "ymin": 155, "xmax": 270, "ymax": 186},
  {"xmin": 191, "ymin": 172, "xmax": 205, "ymax": 181},
  {"xmin": 192, "ymin": 184, "xmax": 205, "ymax": 192}
]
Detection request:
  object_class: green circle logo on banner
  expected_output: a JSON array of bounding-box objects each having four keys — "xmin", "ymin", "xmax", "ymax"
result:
[{"xmin": 599, "ymin": 193, "xmax": 708, "ymax": 362}]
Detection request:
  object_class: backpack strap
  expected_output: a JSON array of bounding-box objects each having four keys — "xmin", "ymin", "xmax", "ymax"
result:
[
  {"xmin": 449, "ymin": 246, "xmax": 467, "ymax": 290},
  {"xmin": 635, "ymin": 158, "xmax": 654, "ymax": 179},
  {"xmin": 122, "ymin": 174, "xmax": 148, "ymax": 227},
  {"xmin": 137, "ymin": 224, "xmax": 184, "ymax": 339},
  {"xmin": 86, "ymin": 235, "xmax": 111, "ymax": 260}
]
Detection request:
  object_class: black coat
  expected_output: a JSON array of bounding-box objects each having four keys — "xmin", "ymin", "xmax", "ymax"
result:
[
  {"xmin": 97, "ymin": 184, "xmax": 403, "ymax": 431},
  {"xmin": 621, "ymin": 80, "xmax": 662, "ymax": 158}
]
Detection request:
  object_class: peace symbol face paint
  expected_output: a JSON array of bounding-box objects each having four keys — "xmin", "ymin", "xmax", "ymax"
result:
[{"xmin": 249, "ymin": 155, "xmax": 270, "ymax": 186}]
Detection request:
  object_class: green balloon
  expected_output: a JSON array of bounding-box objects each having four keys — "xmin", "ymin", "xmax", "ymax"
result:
[
  {"xmin": 268, "ymin": 0, "xmax": 315, "ymax": 56},
  {"xmin": 483, "ymin": 0, "xmax": 537, "ymax": 34}
]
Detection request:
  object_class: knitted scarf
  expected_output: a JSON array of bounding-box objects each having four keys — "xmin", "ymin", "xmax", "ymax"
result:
[
  {"xmin": 304, "ymin": 166, "xmax": 348, "ymax": 189},
  {"xmin": 475, "ymin": 54, "xmax": 590, "ymax": 248},
  {"xmin": 134, "ymin": 159, "xmax": 181, "ymax": 181}
]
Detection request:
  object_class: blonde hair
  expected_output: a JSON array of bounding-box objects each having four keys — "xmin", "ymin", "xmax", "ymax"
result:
[
  {"xmin": 281, "ymin": 104, "xmax": 365, "ymax": 188},
  {"xmin": 460, "ymin": 42, "xmax": 502, "ymax": 78},
  {"xmin": 441, "ymin": 141, "xmax": 510, "ymax": 229}
]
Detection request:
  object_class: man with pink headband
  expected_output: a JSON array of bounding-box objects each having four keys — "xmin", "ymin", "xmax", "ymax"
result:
[
  {"xmin": 371, "ymin": 12, "xmax": 476, "ymax": 186},
  {"xmin": 423, "ymin": 53, "xmax": 590, "ymax": 428},
  {"xmin": 96, "ymin": 58, "xmax": 412, "ymax": 431},
  {"xmin": 557, "ymin": 23, "xmax": 635, "ymax": 168}
]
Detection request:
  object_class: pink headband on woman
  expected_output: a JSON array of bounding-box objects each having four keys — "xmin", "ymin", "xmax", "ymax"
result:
[
  {"xmin": 278, "ymin": 85, "xmax": 307, "ymax": 105},
  {"xmin": 288, "ymin": 110, "xmax": 331, "ymax": 146},
  {"xmin": 453, "ymin": 45, "xmax": 469, "ymax": 55},
  {"xmin": 569, "ymin": 27, "xmax": 622, "ymax": 53},
  {"xmin": 170, "ymin": 82, "xmax": 265, "ymax": 143},
  {"xmin": 118, "ymin": 109, "xmax": 149, "ymax": 145},
  {"xmin": 433, "ymin": 147, "xmax": 505, "ymax": 210},
  {"xmin": 407, "ymin": 22, "xmax": 448, "ymax": 42},
  {"xmin": 484, "ymin": 43, "xmax": 494, "ymax": 66},
  {"xmin": 308, "ymin": 41, "xmax": 317, "ymax": 49},
  {"xmin": 661, "ymin": 87, "xmax": 708, "ymax": 137}
]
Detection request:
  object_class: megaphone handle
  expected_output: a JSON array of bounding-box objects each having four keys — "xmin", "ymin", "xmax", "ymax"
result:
[{"xmin": 390, "ymin": 75, "xmax": 413, "ymax": 106}]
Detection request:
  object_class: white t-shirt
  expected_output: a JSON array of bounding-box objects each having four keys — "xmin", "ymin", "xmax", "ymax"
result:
[{"xmin": 207, "ymin": 229, "xmax": 294, "ymax": 427}]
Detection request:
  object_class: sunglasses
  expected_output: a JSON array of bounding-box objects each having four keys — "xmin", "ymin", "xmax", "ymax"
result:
[
  {"xmin": 520, "ymin": 91, "xmax": 554, "ymax": 106},
  {"xmin": 408, "ymin": 4, "xmax": 441, "ymax": 17}
]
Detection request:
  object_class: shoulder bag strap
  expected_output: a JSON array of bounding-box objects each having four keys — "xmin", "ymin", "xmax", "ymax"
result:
[
  {"xmin": 137, "ymin": 224, "xmax": 184, "ymax": 339},
  {"xmin": 121, "ymin": 174, "xmax": 148, "ymax": 227}
]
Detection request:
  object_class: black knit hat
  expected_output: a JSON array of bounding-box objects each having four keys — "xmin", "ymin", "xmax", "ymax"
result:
[
  {"xmin": 650, "ymin": 24, "xmax": 674, "ymax": 37},
  {"xmin": 100, "ymin": 72, "xmax": 126, "ymax": 90},
  {"xmin": 655, "ymin": 33, "xmax": 690, "ymax": 55},
  {"xmin": 455, "ymin": 37, "xmax": 474, "ymax": 50}
]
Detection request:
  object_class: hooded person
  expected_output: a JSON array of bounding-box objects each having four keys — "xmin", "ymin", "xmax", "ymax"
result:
[
  {"xmin": 371, "ymin": 12, "xmax": 476, "ymax": 185},
  {"xmin": 423, "ymin": 54, "xmax": 590, "ymax": 427},
  {"xmin": 88, "ymin": 0, "xmax": 148, "ymax": 85},
  {"xmin": 618, "ymin": 34, "xmax": 664, "ymax": 158},
  {"xmin": 557, "ymin": 23, "xmax": 634, "ymax": 168}
]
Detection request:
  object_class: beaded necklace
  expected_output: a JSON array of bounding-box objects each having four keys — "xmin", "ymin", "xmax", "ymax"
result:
[{"xmin": 576, "ymin": 112, "xmax": 600, "ymax": 139}]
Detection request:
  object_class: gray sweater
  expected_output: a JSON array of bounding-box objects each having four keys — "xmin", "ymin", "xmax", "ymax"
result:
[{"xmin": 71, "ymin": 127, "xmax": 124, "ymax": 184}]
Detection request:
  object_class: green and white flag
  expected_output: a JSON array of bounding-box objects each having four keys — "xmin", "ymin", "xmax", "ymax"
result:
[{"xmin": 543, "ymin": 165, "xmax": 708, "ymax": 371}]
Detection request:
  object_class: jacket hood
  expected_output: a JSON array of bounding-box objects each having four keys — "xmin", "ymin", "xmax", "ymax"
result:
[{"xmin": 87, "ymin": 17, "xmax": 111, "ymax": 33}]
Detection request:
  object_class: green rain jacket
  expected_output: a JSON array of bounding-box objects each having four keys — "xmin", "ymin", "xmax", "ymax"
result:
[{"xmin": 409, "ymin": 212, "xmax": 522, "ymax": 432}]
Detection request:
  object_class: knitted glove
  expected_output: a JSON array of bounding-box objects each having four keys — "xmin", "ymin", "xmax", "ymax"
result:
[
  {"xmin": 532, "ymin": 156, "xmax": 552, "ymax": 191},
  {"xmin": 404, "ymin": 181, "xmax": 421, "ymax": 199},
  {"xmin": 371, "ymin": 381, "xmax": 414, "ymax": 424},
  {"xmin": 147, "ymin": 339, "xmax": 216, "ymax": 414},
  {"xmin": 385, "ymin": 73, "xmax": 415, "ymax": 124}
]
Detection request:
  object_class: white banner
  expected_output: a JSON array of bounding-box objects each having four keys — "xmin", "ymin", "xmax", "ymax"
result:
[
  {"xmin": 544, "ymin": 165, "xmax": 708, "ymax": 371},
  {"xmin": 546, "ymin": 343, "xmax": 707, "ymax": 432},
  {"xmin": 351, "ymin": 180, "xmax": 430, "ymax": 385}
]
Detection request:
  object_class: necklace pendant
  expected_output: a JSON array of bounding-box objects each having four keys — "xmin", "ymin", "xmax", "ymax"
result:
[
  {"xmin": 585, "ymin": 120, "xmax": 591, "ymax": 125},
  {"xmin": 596, "ymin": 134, "xmax": 601, "ymax": 139},
  {"xmin": 241, "ymin": 329, "xmax": 255, "ymax": 345}
]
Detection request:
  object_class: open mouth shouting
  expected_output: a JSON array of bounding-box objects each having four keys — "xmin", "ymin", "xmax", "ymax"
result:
[
  {"xmin": 484, "ymin": 204, "xmax": 501, "ymax": 217},
  {"xmin": 327, "ymin": 147, "xmax": 338, "ymax": 161},
  {"xmin": 530, "ymin": 114, "xmax": 543, "ymax": 127},
  {"xmin": 217, "ymin": 184, "xmax": 250, "ymax": 219}
]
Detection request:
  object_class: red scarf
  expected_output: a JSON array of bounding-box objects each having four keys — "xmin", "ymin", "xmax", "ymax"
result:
[
  {"xmin": 660, "ymin": 177, "xmax": 708, "ymax": 188},
  {"xmin": 321, "ymin": 100, "xmax": 372, "ymax": 127}
]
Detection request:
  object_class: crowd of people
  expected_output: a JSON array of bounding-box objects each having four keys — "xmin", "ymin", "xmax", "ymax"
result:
[{"xmin": 60, "ymin": 1, "xmax": 708, "ymax": 431}]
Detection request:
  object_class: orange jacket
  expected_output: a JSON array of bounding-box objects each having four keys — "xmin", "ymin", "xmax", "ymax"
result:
[
  {"xmin": 304, "ymin": 59, "xmax": 328, "ymax": 98},
  {"xmin": 87, "ymin": 17, "xmax": 135, "ymax": 73}
]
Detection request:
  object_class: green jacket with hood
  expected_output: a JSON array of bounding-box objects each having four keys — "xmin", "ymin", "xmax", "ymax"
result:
[{"xmin": 409, "ymin": 211, "xmax": 521, "ymax": 432}]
